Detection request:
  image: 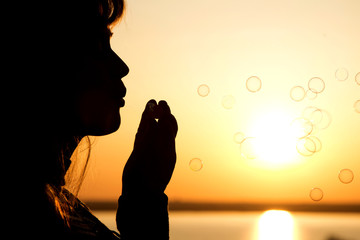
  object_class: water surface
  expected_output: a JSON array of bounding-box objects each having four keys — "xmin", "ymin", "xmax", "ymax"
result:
[{"xmin": 94, "ymin": 210, "xmax": 360, "ymax": 240}]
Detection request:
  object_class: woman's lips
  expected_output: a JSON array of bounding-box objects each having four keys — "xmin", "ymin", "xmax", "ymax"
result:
[{"xmin": 119, "ymin": 98, "xmax": 125, "ymax": 107}]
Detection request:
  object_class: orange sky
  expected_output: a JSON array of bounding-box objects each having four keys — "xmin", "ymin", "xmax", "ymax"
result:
[{"xmin": 73, "ymin": 0, "xmax": 360, "ymax": 204}]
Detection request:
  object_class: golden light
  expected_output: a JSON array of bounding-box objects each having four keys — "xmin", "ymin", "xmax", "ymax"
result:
[
  {"xmin": 242, "ymin": 110, "xmax": 303, "ymax": 169},
  {"xmin": 257, "ymin": 210, "xmax": 296, "ymax": 240}
]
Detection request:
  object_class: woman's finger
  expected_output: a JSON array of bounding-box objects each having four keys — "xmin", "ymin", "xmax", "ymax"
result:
[
  {"xmin": 158, "ymin": 100, "xmax": 178, "ymax": 138},
  {"xmin": 134, "ymin": 99, "xmax": 158, "ymax": 148}
]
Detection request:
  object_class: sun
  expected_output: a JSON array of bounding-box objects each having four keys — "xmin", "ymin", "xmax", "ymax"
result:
[{"xmin": 241, "ymin": 109, "xmax": 302, "ymax": 169}]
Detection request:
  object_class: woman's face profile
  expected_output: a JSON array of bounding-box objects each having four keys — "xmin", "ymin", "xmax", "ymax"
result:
[{"xmin": 72, "ymin": 28, "xmax": 129, "ymax": 136}]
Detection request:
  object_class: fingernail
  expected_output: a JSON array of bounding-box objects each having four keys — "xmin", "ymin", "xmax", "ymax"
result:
[
  {"xmin": 146, "ymin": 99, "xmax": 156, "ymax": 110},
  {"xmin": 146, "ymin": 99, "xmax": 158, "ymax": 119}
]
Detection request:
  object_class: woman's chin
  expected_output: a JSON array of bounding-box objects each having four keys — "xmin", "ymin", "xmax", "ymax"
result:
[
  {"xmin": 103, "ymin": 113, "xmax": 121, "ymax": 135},
  {"xmin": 88, "ymin": 113, "xmax": 121, "ymax": 136}
]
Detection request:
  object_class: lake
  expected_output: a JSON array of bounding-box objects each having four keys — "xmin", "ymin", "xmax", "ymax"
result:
[{"xmin": 94, "ymin": 210, "xmax": 360, "ymax": 240}]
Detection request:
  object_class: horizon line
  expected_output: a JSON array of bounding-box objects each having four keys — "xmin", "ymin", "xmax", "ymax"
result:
[{"xmin": 85, "ymin": 200, "xmax": 360, "ymax": 212}]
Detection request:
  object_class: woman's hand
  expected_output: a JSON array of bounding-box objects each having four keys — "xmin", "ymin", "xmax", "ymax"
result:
[{"xmin": 121, "ymin": 99, "xmax": 178, "ymax": 195}]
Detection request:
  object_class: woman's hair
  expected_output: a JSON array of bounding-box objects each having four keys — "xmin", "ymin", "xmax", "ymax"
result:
[{"xmin": 10, "ymin": 0, "xmax": 126, "ymax": 228}]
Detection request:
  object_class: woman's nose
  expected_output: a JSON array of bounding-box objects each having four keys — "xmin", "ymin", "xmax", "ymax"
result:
[
  {"xmin": 111, "ymin": 49, "xmax": 129, "ymax": 79},
  {"xmin": 108, "ymin": 50, "xmax": 128, "ymax": 97}
]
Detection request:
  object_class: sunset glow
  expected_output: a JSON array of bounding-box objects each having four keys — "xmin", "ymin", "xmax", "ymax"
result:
[
  {"xmin": 77, "ymin": 0, "xmax": 360, "ymax": 205},
  {"xmin": 245, "ymin": 110, "xmax": 301, "ymax": 168}
]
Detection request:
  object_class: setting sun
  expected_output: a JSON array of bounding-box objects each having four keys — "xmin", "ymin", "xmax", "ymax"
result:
[{"xmin": 241, "ymin": 110, "xmax": 302, "ymax": 169}]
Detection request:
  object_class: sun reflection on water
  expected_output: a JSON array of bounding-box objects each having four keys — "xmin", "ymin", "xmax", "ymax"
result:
[{"xmin": 257, "ymin": 210, "xmax": 297, "ymax": 240}]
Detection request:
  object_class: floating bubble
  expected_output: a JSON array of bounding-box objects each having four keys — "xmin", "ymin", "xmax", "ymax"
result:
[
  {"xmin": 189, "ymin": 158, "xmax": 203, "ymax": 171},
  {"xmin": 302, "ymin": 107, "xmax": 332, "ymax": 130},
  {"xmin": 290, "ymin": 86, "xmax": 306, "ymax": 102},
  {"xmin": 240, "ymin": 137, "xmax": 258, "ymax": 159},
  {"xmin": 221, "ymin": 95, "xmax": 236, "ymax": 109},
  {"xmin": 338, "ymin": 169, "xmax": 354, "ymax": 184},
  {"xmin": 315, "ymin": 109, "xmax": 332, "ymax": 129},
  {"xmin": 310, "ymin": 188, "xmax": 324, "ymax": 201},
  {"xmin": 296, "ymin": 137, "xmax": 316, "ymax": 157},
  {"xmin": 233, "ymin": 132, "xmax": 245, "ymax": 144},
  {"xmin": 197, "ymin": 84, "xmax": 210, "ymax": 97},
  {"xmin": 309, "ymin": 108, "xmax": 324, "ymax": 126},
  {"xmin": 308, "ymin": 77, "xmax": 325, "ymax": 94},
  {"xmin": 354, "ymin": 100, "xmax": 360, "ymax": 113},
  {"xmin": 291, "ymin": 118, "xmax": 313, "ymax": 139},
  {"xmin": 246, "ymin": 76, "xmax": 262, "ymax": 93},
  {"xmin": 356, "ymin": 72, "xmax": 360, "ymax": 85},
  {"xmin": 307, "ymin": 136, "xmax": 322, "ymax": 153},
  {"xmin": 335, "ymin": 67, "xmax": 349, "ymax": 81}
]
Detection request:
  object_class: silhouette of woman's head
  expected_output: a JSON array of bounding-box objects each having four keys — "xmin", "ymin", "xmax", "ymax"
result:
[
  {"xmin": 10, "ymin": 0, "xmax": 128, "ymax": 225},
  {"xmin": 37, "ymin": 0, "xmax": 129, "ymax": 137}
]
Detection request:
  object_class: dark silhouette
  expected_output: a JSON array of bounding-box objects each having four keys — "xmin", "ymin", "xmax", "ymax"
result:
[{"xmin": 5, "ymin": 0, "xmax": 177, "ymax": 239}]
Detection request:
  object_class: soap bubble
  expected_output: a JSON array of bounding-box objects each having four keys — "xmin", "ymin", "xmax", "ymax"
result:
[
  {"xmin": 197, "ymin": 84, "xmax": 210, "ymax": 97},
  {"xmin": 310, "ymin": 108, "xmax": 332, "ymax": 129},
  {"xmin": 291, "ymin": 118, "xmax": 313, "ymax": 139},
  {"xmin": 246, "ymin": 76, "xmax": 262, "ymax": 93},
  {"xmin": 314, "ymin": 109, "xmax": 332, "ymax": 129},
  {"xmin": 309, "ymin": 108, "xmax": 324, "ymax": 126},
  {"xmin": 354, "ymin": 100, "xmax": 360, "ymax": 113},
  {"xmin": 335, "ymin": 67, "xmax": 349, "ymax": 81},
  {"xmin": 307, "ymin": 136, "xmax": 322, "ymax": 153},
  {"xmin": 221, "ymin": 95, "xmax": 235, "ymax": 109},
  {"xmin": 296, "ymin": 137, "xmax": 316, "ymax": 157},
  {"xmin": 310, "ymin": 188, "xmax": 324, "ymax": 201},
  {"xmin": 308, "ymin": 77, "xmax": 325, "ymax": 94},
  {"xmin": 356, "ymin": 72, "xmax": 360, "ymax": 85},
  {"xmin": 233, "ymin": 132, "xmax": 245, "ymax": 144},
  {"xmin": 302, "ymin": 107, "xmax": 332, "ymax": 130},
  {"xmin": 189, "ymin": 158, "xmax": 203, "ymax": 171},
  {"xmin": 338, "ymin": 169, "xmax": 354, "ymax": 184},
  {"xmin": 240, "ymin": 137, "xmax": 258, "ymax": 159},
  {"xmin": 290, "ymin": 86, "xmax": 306, "ymax": 102}
]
